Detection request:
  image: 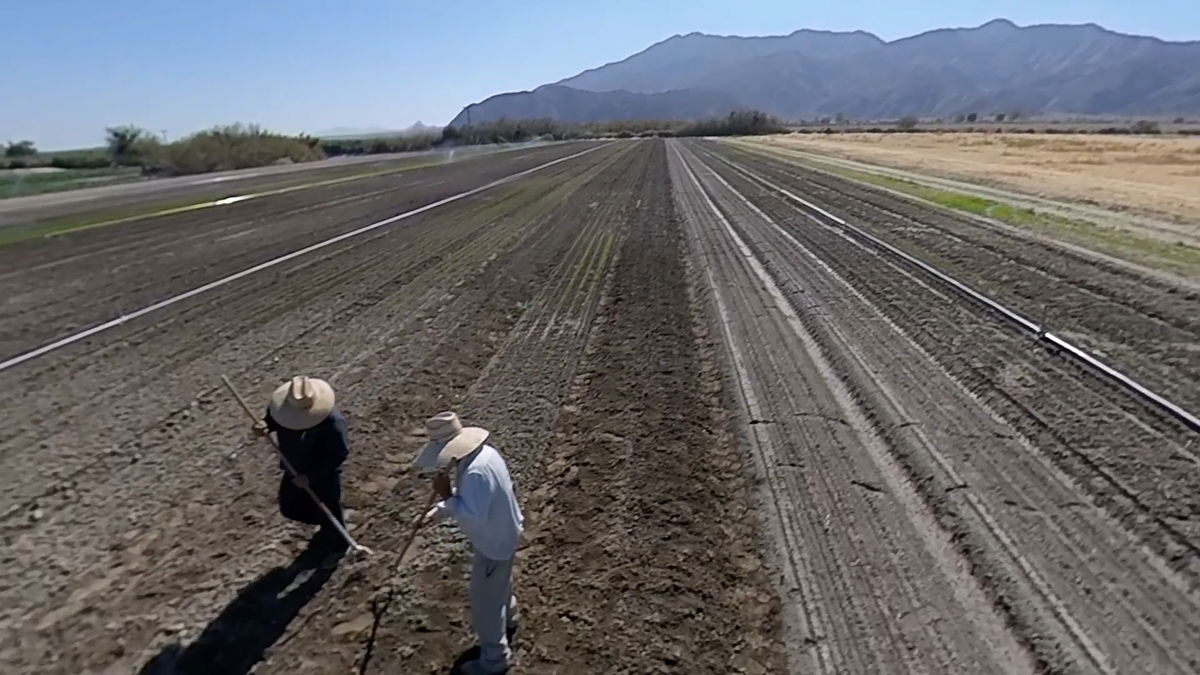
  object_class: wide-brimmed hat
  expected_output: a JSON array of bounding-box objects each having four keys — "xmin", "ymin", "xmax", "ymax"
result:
[
  {"xmin": 415, "ymin": 411, "xmax": 489, "ymax": 470},
  {"xmin": 269, "ymin": 376, "xmax": 335, "ymax": 430}
]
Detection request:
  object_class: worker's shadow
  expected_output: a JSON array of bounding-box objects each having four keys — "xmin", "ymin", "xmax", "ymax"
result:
[
  {"xmin": 448, "ymin": 646, "xmax": 482, "ymax": 674},
  {"xmin": 446, "ymin": 625, "xmax": 518, "ymax": 674},
  {"xmin": 138, "ymin": 535, "xmax": 342, "ymax": 675}
]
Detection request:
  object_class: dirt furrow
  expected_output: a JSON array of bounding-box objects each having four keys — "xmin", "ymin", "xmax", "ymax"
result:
[
  {"xmin": 671, "ymin": 141, "xmax": 1031, "ymax": 674},
  {"xmin": 127, "ymin": 140, "xmax": 637, "ymax": 674},
  {"xmin": 0, "ymin": 144, "xmax": 587, "ymax": 279},
  {"xmin": 239, "ymin": 139, "xmax": 782, "ymax": 675},
  {"xmin": 0, "ymin": 142, "xmax": 602, "ymax": 356},
  {"xmin": 340, "ymin": 142, "xmax": 648, "ymax": 674},
  {"xmin": 484, "ymin": 139, "xmax": 780, "ymax": 674},
  {"xmin": 0, "ymin": 156, "xmax": 617, "ymax": 526},
  {"xmin": 1, "ymin": 143, "xmax": 632, "ymax": 674},
  {"xmin": 678, "ymin": 140, "xmax": 1200, "ymax": 673},
  {"xmin": 692, "ymin": 142, "xmax": 1200, "ymax": 559},
  {"xmin": 11, "ymin": 131, "xmax": 1198, "ymax": 675},
  {"xmin": 707, "ymin": 141, "xmax": 1200, "ymax": 414}
]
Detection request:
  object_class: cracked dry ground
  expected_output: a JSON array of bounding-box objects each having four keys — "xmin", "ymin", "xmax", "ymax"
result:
[{"xmin": 4, "ymin": 137, "xmax": 1199, "ymax": 674}]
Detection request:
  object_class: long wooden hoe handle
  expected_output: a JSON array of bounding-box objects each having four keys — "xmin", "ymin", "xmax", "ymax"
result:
[
  {"xmin": 220, "ymin": 375, "xmax": 372, "ymax": 556},
  {"xmin": 395, "ymin": 493, "xmax": 438, "ymax": 569}
]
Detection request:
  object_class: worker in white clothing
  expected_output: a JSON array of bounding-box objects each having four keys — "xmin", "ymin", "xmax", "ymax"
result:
[{"xmin": 416, "ymin": 411, "xmax": 523, "ymax": 675}]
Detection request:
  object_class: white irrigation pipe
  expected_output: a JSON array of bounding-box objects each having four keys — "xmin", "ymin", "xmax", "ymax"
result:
[
  {"xmin": 703, "ymin": 146, "xmax": 1200, "ymax": 434},
  {"xmin": 0, "ymin": 143, "xmax": 609, "ymax": 373}
]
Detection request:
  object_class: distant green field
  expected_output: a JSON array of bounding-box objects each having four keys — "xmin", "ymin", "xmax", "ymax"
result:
[
  {"xmin": 0, "ymin": 155, "xmax": 450, "ymax": 247},
  {"xmin": 0, "ymin": 167, "xmax": 143, "ymax": 199}
]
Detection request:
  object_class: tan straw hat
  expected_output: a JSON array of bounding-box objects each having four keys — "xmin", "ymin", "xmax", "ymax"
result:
[
  {"xmin": 415, "ymin": 411, "xmax": 489, "ymax": 470},
  {"xmin": 269, "ymin": 376, "xmax": 335, "ymax": 430}
]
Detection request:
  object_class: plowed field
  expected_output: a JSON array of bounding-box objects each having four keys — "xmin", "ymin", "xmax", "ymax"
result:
[{"xmin": 3, "ymin": 138, "xmax": 1197, "ymax": 674}]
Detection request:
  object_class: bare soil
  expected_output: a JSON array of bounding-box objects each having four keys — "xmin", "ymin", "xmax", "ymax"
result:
[
  {"xmin": 709, "ymin": 141, "xmax": 1200, "ymax": 416},
  {"xmin": 0, "ymin": 142, "xmax": 593, "ymax": 355},
  {"xmin": 5, "ymin": 137, "xmax": 1199, "ymax": 675},
  {"xmin": 1, "ymin": 140, "xmax": 780, "ymax": 674},
  {"xmin": 677, "ymin": 139, "xmax": 1200, "ymax": 673}
]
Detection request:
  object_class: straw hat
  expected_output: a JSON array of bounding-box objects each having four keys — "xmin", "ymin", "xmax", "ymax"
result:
[
  {"xmin": 415, "ymin": 411, "xmax": 489, "ymax": 470},
  {"xmin": 269, "ymin": 376, "xmax": 335, "ymax": 430}
]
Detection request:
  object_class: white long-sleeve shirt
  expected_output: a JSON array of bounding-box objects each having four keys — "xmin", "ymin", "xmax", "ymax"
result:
[{"xmin": 435, "ymin": 444, "xmax": 523, "ymax": 560}]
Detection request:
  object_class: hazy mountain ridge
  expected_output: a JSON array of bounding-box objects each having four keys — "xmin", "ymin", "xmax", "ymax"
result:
[
  {"xmin": 448, "ymin": 85, "xmax": 740, "ymax": 127},
  {"xmin": 556, "ymin": 28, "xmax": 886, "ymax": 94},
  {"xmin": 450, "ymin": 19, "xmax": 1200, "ymax": 125}
]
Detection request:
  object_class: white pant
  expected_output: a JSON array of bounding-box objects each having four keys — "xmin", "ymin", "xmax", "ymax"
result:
[{"xmin": 470, "ymin": 552, "xmax": 517, "ymax": 669}]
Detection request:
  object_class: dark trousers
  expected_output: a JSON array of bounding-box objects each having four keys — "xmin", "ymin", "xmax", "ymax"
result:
[{"xmin": 279, "ymin": 472, "xmax": 343, "ymax": 530}]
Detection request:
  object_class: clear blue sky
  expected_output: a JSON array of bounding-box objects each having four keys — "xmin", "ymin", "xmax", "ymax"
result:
[{"xmin": 4, "ymin": 0, "xmax": 1198, "ymax": 149}]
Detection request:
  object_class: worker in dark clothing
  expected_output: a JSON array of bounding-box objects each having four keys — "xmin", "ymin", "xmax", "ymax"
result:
[{"xmin": 256, "ymin": 376, "xmax": 350, "ymax": 564}]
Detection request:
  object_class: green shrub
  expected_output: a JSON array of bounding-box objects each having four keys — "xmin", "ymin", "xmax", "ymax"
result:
[
  {"xmin": 1131, "ymin": 120, "xmax": 1161, "ymax": 134},
  {"xmin": 440, "ymin": 118, "xmax": 692, "ymax": 146},
  {"xmin": 320, "ymin": 134, "xmax": 439, "ymax": 156},
  {"xmin": 5, "ymin": 140, "xmax": 37, "ymax": 158},
  {"xmin": 675, "ymin": 110, "xmax": 785, "ymax": 137},
  {"xmin": 142, "ymin": 124, "xmax": 324, "ymax": 175},
  {"xmin": 106, "ymin": 125, "xmax": 158, "ymax": 166},
  {"xmin": 440, "ymin": 118, "xmax": 566, "ymax": 145},
  {"xmin": 50, "ymin": 155, "xmax": 110, "ymax": 169}
]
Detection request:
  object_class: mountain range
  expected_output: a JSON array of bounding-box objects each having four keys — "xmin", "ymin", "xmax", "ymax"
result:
[{"xmin": 449, "ymin": 19, "xmax": 1200, "ymax": 126}]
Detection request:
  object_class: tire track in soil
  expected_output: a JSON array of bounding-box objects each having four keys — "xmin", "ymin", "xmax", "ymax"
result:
[
  {"xmin": 0, "ymin": 143, "xmax": 632, "ymax": 674},
  {"xmin": 675, "ymin": 140, "xmax": 1200, "ymax": 673}
]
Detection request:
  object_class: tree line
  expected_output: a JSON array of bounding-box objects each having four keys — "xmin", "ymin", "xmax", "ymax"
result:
[
  {"xmin": 102, "ymin": 124, "xmax": 324, "ymax": 174},
  {"xmin": 4, "ymin": 109, "xmax": 786, "ymax": 175},
  {"xmin": 439, "ymin": 110, "xmax": 786, "ymax": 144},
  {"xmin": 9, "ymin": 106, "xmax": 1186, "ymax": 176}
]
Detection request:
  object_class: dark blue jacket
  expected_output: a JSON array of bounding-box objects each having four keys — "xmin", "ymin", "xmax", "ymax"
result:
[
  {"xmin": 265, "ymin": 408, "xmax": 350, "ymax": 480},
  {"xmin": 265, "ymin": 408, "xmax": 349, "ymax": 525}
]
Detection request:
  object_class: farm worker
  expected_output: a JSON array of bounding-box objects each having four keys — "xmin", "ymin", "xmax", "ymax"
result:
[
  {"xmin": 256, "ymin": 376, "xmax": 350, "ymax": 565},
  {"xmin": 416, "ymin": 411, "xmax": 524, "ymax": 675}
]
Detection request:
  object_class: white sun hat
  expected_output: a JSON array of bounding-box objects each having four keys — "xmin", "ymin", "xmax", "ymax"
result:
[
  {"xmin": 415, "ymin": 411, "xmax": 489, "ymax": 470},
  {"xmin": 269, "ymin": 376, "xmax": 335, "ymax": 430}
]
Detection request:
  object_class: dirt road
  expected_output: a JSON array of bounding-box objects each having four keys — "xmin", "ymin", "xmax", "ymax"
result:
[{"xmin": 3, "ymin": 137, "xmax": 1198, "ymax": 674}]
